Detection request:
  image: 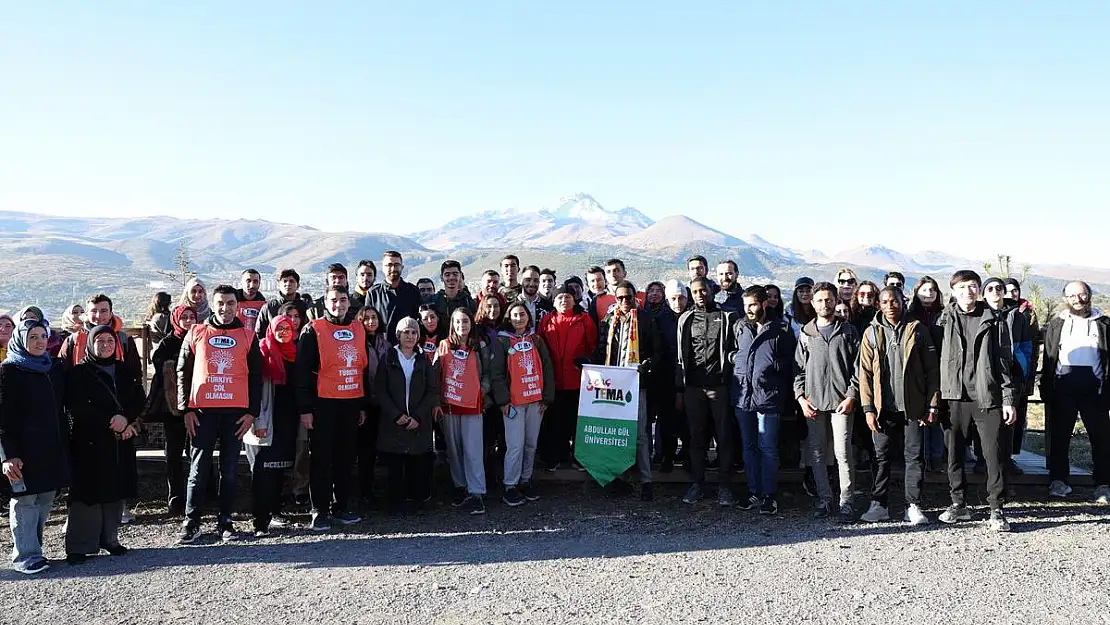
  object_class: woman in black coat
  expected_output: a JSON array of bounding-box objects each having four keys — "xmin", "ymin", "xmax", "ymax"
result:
[
  {"xmin": 0, "ymin": 319, "xmax": 68, "ymax": 575},
  {"xmin": 375, "ymin": 317, "xmax": 439, "ymax": 512},
  {"xmin": 64, "ymin": 325, "xmax": 144, "ymax": 564}
]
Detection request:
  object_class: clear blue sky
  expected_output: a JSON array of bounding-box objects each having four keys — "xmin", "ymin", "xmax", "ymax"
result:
[{"xmin": 2, "ymin": 2, "xmax": 1108, "ymax": 266}]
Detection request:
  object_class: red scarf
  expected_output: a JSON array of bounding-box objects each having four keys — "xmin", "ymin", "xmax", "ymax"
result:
[
  {"xmin": 170, "ymin": 305, "xmax": 193, "ymax": 339},
  {"xmin": 260, "ymin": 315, "xmax": 297, "ymax": 385}
]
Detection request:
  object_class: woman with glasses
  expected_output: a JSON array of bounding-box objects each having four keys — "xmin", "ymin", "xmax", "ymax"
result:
[{"xmin": 835, "ymin": 268, "xmax": 858, "ymax": 304}]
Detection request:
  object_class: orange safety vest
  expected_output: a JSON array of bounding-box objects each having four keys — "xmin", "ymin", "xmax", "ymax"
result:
[
  {"xmin": 237, "ymin": 300, "xmax": 266, "ymax": 332},
  {"xmin": 420, "ymin": 338, "xmax": 438, "ymax": 357},
  {"xmin": 311, "ymin": 318, "xmax": 367, "ymax": 400},
  {"xmin": 438, "ymin": 341, "xmax": 481, "ymax": 412},
  {"xmin": 188, "ymin": 325, "xmax": 254, "ymax": 409},
  {"xmin": 594, "ymin": 292, "xmax": 646, "ymax": 320},
  {"xmin": 505, "ymin": 335, "xmax": 544, "ymax": 406},
  {"xmin": 70, "ymin": 329, "xmax": 125, "ymax": 365}
]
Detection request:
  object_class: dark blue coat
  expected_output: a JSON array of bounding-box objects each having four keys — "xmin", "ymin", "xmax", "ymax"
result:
[
  {"xmin": 731, "ymin": 318, "xmax": 797, "ymax": 413},
  {"xmin": 654, "ymin": 307, "xmax": 681, "ymax": 388}
]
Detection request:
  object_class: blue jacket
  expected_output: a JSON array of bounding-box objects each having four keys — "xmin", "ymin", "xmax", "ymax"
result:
[{"xmin": 731, "ymin": 318, "xmax": 797, "ymax": 412}]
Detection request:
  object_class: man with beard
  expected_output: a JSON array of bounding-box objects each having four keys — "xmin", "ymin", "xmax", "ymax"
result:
[
  {"xmin": 795, "ymin": 282, "xmax": 861, "ymax": 523},
  {"xmin": 858, "ymin": 287, "xmax": 939, "ymax": 526},
  {"xmin": 517, "ymin": 265, "xmax": 553, "ymax": 331},
  {"xmin": 432, "ymin": 260, "xmax": 476, "ymax": 322},
  {"xmin": 732, "ymin": 285, "xmax": 796, "ymax": 515},
  {"xmin": 308, "ymin": 264, "xmax": 349, "ymax": 321},
  {"xmin": 416, "ymin": 278, "xmax": 436, "ymax": 303},
  {"xmin": 936, "ymin": 270, "xmax": 1017, "ymax": 531},
  {"xmin": 177, "ymin": 285, "xmax": 262, "ymax": 542},
  {"xmin": 499, "ymin": 255, "xmax": 523, "ymax": 301},
  {"xmin": 687, "ymin": 255, "xmax": 719, "ymax": 295},
  {"xmin": 677, "ymin": 277, "xmax": 737, "ymax": 506},
  {"xmin": 296, "ymin": 285, "xmax": 370, "ymax": 530},
  {"xmin": 349, "ymin": 260, "xmax": 377, "ymax": 311},
  {"xmin": 367, "ymin": 251, "xmax": 422, "ymax": 344},
  {"xmin": 714, "ymin": 260, "xmax": 743, "ymax": 313},
  {"xmin": 1041, "ymin": 281, "xmax": 1110, "ymax": 504},
  {"xmin": 256, "ymin": 269, "xmax": 309, "ymax": 339},
  {"xmin": 235, "ymin": 269, "xmax": 268, "ymax": 334}
]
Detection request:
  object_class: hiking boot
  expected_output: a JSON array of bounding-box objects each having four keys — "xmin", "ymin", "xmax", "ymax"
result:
[
  {"xmin": 759, "ymin": 496, "xmax": 779, "ymax": 516},
  {"xmin": 682, "ymin": 483, "xmax": 704, "ymax": 504},
  {"xmin": 904, "ymin": 504, "xmax": 930, "ymax": 526},
  {"xmin": 837, "ymin": 502, "xmax": 856, "ymax": 524},
  {"xmin": 310, "ymin": 513, "xmax": 331, "ymax": 531},
  {"xmin": 332, "ymin": 510, "xmax": 362, "ymax": 526},
  {"xmin": 1049, "ymin": 480, "xmax": 1073, "ymax": 498},
  {"xmin": 640, "ymin": 483, "xmax": 654, "ymax": 502},
  {"xmin": 465, "ymin": 495, "xmax": 486, "ymax": 516},
  {"xmin": 518, "ymin": 482, "xmax": 540, "ymax": 502},
  {"xmin": 938, "ymin": 504, "xmax": 972, "ymax": 524},
  {"xmin": 1093, "ymin": 485, "xmax": 1110, "ymax": 505},
  {"xmin": 988, "ymin": 509, "xmax": 1011, "ymax": 532},
  {"xmin": 178, "ymin": 522, "xmax": 201, "ymax": 544},
  {"xmin": 860, "ymin": 501, "xmax": 890, "ymax": 523},
  {"xmin": 738, "ymin": 494, "xmax": 760, "ymax": 511},
  {"xmin": 502, "ymin": 487, "xmax": 526, "ymax": 507},
  {"xmin": 717, "ymin": 486, "xmax": 736, "ymax": 507}
]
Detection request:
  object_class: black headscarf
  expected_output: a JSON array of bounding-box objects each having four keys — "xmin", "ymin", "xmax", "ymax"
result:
[{"xmin": 84, "ymin": 325, "xmax": 120, "ymax": 379}]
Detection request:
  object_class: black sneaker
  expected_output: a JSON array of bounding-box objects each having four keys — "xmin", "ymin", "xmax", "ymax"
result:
[
  {"xmin": 814, "ymin": 502, "xmax": 835, "ymax": 519},
  {"xmin": 451, "ymin": 488, "xmax": 468, "ymax": 507},
  {"xmin": 102, "ymin": 544, "xmax": 128, "ymax": 556},
  {"xmin": 217, "ymin": 521, "xmax": 237, "ymax": 541},
  {"xmin": 178, "ymin": 522, "xmax": 201, "ymax": 544},
  {"xmin": 465, "ymin": 495, "xmax": 486, "ymax": 516},
  {"xmin": 717, "ymin": 486, "xmax": 736, "ymax": 507},
  {"xmin": 332, "ymin": 510, "xmax": 362, "ymax": 525},
  {"xmin": 759, "ymin": 496, "xmax": 778, "ymax": 516},
  {"xmin": 518, "ymin": 482, "xmax": 540, "ymax": 502},
  {"xmin": 837, "ymin": 503, "xmax": 856, "ymax": 524},
  {"xmin": 502, "ymin": 487, "xmax": 526, "ymax": 507},
  {"xmin": 682, "ymin": 483, "xmax": 704, "ymax": 504},
  {"xmin": 19, "ymin": 559, "xmax": 50, "ymax": 575},
  {"xmin": 640, "ymin": 482, "xmax": 654, "ymax": 502},
  {"xmin": 738, "ymin": 494, "xmax": 760, "ymax": 511},
  {"xmin": 802, "ymin": 467, "xmax": 818, "ymax": 498},
  {"xmin": 310, "ymin": 513, "xmax": 331, "ymax": 531},
  {"xmin": 66, "ymin": 553, "xmax": 89, "ymax": 565}
]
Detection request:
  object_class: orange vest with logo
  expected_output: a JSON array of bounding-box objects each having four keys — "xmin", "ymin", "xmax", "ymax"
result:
[
  {"xmin": 438, "ymin": 341, "xmax": 481, "ymax": 412},
  {"xmin": 505, "ymin": 335, "xmax": 544, "ymax": 406},
  {"xmin": 420, "ymin": 338, "xmax": 438, "ymax": 358},
  {"xmin": 311, "ymin": 318, "xmax": 367, "ymax": 400},
  {"xmin": 594, "ymin": 292, "xmax": 646, "ymax": 320},
  {"xmin": 237, "ymin": 300, "xmax": 265, "ymax": 332},
  {"xmin": 71, "ymin": 329, "xmax": 125, "ymax": 365},
  {"xmin": 188, "ymin": 325, "xmax": 254, "ymax": 409}
]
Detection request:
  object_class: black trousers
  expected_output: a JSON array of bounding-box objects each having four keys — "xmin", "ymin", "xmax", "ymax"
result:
[
  {"xmin": 870, "ymin": 411, "xmax": 924, "ymax": 507},
  {"xmin": 357, "ymin": 405, "xmax": 381, "ymax": 499},
  {"xmin": 383, "ymin": 452, "xmax": 433, "ymax": 505},
  {"xmin": 1048, "ymin": 379, "xmax": 1110, "ymax": 485},
  {"xmin": 163, "ymin": 418, "xmax": 188, "ymax": 505},
  {"xmin": 250, "ymin": 463, "xmax": 285, "ymax": 530},
  {"xmin": 944, "ymin": 400, "xmax": 1005, "ymax": 509},
  {"xmin": 651, "ymin": 383, "xmax": 687, "ymax": 460},
  {"xmin": 540, "ymin": 389, "xmax": 579, "ymax": 465},
  {"xmin": 309, "ymin": 400, "xmax": 361, "ymax": 515},
  {"xmin": 685, "ymin": 386, "xmax": 733, "ymax": 484}
]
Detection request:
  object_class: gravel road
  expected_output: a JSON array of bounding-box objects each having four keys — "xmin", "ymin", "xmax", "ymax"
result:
[{"xmin": 1, "ymin": 483, "xmax": 1107, "ymax": 625}]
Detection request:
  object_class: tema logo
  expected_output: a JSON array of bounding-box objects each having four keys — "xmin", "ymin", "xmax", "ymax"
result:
[
  {"xmin": 208, "ymin": 335, "xmax": 237, "ymax": 349},
  {"xmin": 585, "ymin": 377, "xmax": 634, "ymax": 406},
  {"xmin": 332, "ymin": 329, "xmax": 355, "ymax": 341},
  {"xmin": 512, "ymin": 340, "xmax": 533, "ymax": 353}
]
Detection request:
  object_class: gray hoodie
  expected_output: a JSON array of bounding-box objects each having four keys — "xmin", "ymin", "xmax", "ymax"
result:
[{"xmin": 793, "ymin": 318, "xmax": 860, "ymax": 411}]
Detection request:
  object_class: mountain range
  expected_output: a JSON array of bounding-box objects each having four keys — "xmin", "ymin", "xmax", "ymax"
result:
[{"xmin": 0, "ymin": 194, "xmax": 1103, "ymax": 321}]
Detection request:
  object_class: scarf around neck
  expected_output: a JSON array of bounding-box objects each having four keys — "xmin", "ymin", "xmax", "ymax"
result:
[
  {"xmin": 606, "ymin": 309, "xmax": 640, "ymax": 367},
  {"xmin": 260, "ymin": 315, "xmax": 297, "ymax": 385},
  {"xmin": 4, "ymin": 319, "xmax": 53, "ymax": 373}
]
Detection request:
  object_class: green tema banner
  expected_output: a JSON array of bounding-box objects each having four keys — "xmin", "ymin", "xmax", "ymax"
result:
[{"xmin": 574, "ymin": 364, "xmax": 639, "ymax": 486}]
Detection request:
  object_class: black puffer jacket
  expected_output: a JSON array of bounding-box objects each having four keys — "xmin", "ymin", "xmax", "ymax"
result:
[{"xmin": 0, "ymin": 361, "xmax": 69, "ymax": 497}]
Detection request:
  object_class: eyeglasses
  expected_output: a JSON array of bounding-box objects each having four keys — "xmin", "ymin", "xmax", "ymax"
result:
[
  {"xmin": 889, "ymin": 282, "xmax": 903, "ymax": 288},
  {"xmin": 615, "ymin": 295, "xmax": 633, "ymax": 301},
  {"xmin": 838, "ymin": 279, "xmax": 856, "ymax": 285},
  {"xmin": 985, "ymin": 286, "xmax": 1003, "ymax": 292}
]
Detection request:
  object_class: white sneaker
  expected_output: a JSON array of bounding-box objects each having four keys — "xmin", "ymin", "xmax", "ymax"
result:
[
  {"xmin": 1093, "ymin": 485, "xmax": 1110, "ymax": 505},
  {"xmin": 904, "ymin": 504, "xmax": 931, "ymax": 526},
  {"xmin": 988, "ymin": 509, "xmax": 1011, "ymax": 532},
  {"xmin": 120, "ymin": 508, "xmax": 136, "ymax": 525},
  {"xmin": 860, "ymin": 501, "xmax": 890, "ymax": 523},
  {"xmin": 1048, "ymin": 480, "xmax": 1072, "ymax": 498}
]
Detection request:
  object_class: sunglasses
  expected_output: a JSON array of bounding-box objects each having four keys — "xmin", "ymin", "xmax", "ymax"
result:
[
  {"xmin": 615, "ymin": 295, "xmax": 634, "ymax": 301},
  {"xmin": 889, "ymin": 282, "xmax": 903, "ymax": 288},
  {"xmin": 838, "ymin": 279, "xmax": 856, "ymax": 285},
  {"xmin": 985, "ymin": 285, "xmax": 1004, "ymax": 292}
]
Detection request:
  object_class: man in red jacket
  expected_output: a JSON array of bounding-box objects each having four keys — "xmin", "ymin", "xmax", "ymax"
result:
[{"xmin": 538, "ymin": 286, "xmax": 598, "ymax": 470}]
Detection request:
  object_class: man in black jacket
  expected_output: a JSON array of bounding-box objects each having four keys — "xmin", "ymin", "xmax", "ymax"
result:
[
  {"xmin": 594, "ymin": 280, "xmax": 663, "ymax": 501},
  {"xmin": 308, "ymin": 263, "xmax": 350, "ymax": 321},
  {"xmin": 1040, "ymin": 281, "xmax": 1110, "ymax": 504},
  {"xmin": 256, "ymin": 269, "xmax": 309, "ymax": 338},
  {"xmin": 676, "ymin": 277, "xmax": 737, "ymax": 507},
  {"xmin": 936, "ymin": 270, "xmax": 1017, "ymax": 531},
  {"xmin": 714, "ymin": 260, "xmax": 743, "ymax": 313},
  {"xmin": 367, "ymin": 251, "xmax": 422, "ymax": 344},
  {"xmin": 431, "ymin": 260, "xmax": 476, "ymax": 322},
  {"xmin": 176, "ymin": 284, "xmax": 262, "ymax": 543},
  {"xmin": 349, "ymin": 259, "xmax": 378, "ymax": 311},
  {"xmin": 296, "ymin": 285, "xmax": 371, "ymax": 530}
]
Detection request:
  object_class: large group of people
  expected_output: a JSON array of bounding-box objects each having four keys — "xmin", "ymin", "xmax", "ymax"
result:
[{"xmin": 2, "ymin": 250, "xmax": 1108, "ymax": 575}]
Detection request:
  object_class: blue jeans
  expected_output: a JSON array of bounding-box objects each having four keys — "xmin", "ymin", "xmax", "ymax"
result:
[
  {"xmin": 735, "ymin": 409, "xmax": 780, "ymax": 497},
  {"xmin": 9, "ymin": 491, "xmax": 55, "ymax": 571},
  {"xmin": 186, "ymin": 411, "xmax": 243, "ymax": 523}
]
